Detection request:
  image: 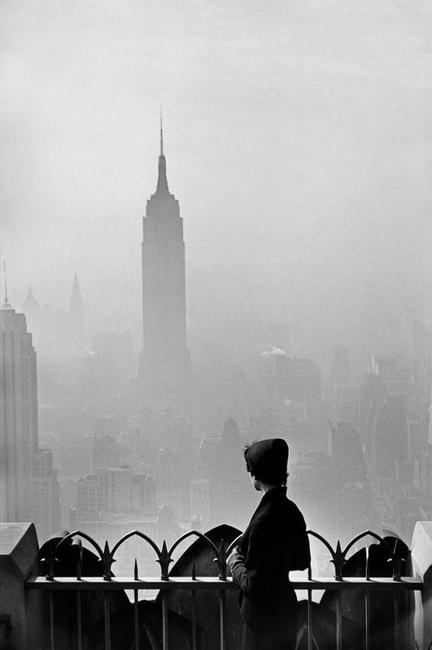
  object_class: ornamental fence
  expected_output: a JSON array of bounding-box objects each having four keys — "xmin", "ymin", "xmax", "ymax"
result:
[{"xmin": 23, "ymin": 526, "xmax": 429, "ymax": 650}]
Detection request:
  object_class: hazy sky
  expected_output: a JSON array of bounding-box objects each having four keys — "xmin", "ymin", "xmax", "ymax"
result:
[{"xmin": 2, "ymin": 1, "xmax": 432, "ymax": 359}]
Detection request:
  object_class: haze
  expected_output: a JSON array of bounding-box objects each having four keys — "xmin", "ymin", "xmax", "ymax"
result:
[{"xmin": 1, "ymin": 0, "xmax": 431, "ymax": 369}]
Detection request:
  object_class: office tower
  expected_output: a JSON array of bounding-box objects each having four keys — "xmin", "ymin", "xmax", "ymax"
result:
[
  {"xmin": 76, "ymin": 466, "xmax": 156, "ymax": 520},
  {"xmin": 0, "ymin": 297, "xmax": 60, "ymax": 538},
  {"xmin": 140, "ymin": 120, "xmax": 190, "ymax": 404},
  {"xmin": 0, "ymin": 299, "xmax": 38, "ymax": 521},
  {"xmin": 328, "ymin": 422, "xmax": 367, "ymax": 483}
]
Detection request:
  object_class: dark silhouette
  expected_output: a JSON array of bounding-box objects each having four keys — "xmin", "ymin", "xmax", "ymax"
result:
[{"xmin": 227, "ymin": 439, "xmax": 310, "ymax": 650}]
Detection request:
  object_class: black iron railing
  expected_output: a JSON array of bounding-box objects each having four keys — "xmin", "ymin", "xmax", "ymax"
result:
[{"xmin": 26, "ymin": 529, "xmax": 423, "ymax": 650}]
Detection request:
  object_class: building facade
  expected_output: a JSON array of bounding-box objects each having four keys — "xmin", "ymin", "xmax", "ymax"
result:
[
  {"xmin": 140, "ymin": 122, "xmax": 190, "ymax": 404},
  {"xmin": 0, "ymin": 300, "xmax": 60, "ymax": 538}
]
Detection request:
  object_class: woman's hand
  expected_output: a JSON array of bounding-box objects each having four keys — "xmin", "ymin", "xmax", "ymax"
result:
[{"xmin": 226, "ymin": 546, "xmax": 245, "ymax": 573}]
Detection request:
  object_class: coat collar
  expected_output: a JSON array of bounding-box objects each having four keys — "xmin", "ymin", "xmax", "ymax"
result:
[
  {"xmin": 239, "ymin": 487, "xmax": 288, "ymax": 549},
  {"xmin": 251, "ymin": 486, "xmax": 287, "ymax": 520},
  {"xmin": 260, "ymin": 486, "xmax": 287, "ymax": 505}
]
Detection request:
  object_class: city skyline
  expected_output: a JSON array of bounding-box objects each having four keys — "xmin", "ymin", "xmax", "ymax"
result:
[
  {"xmin": 2, "ymin": 4, "xmax": 432, "ymax": 648},
  {"xmin": 2, "ymin": 2, "xmax": 432, "ymax": 368},
  {"xmin": 1, "ymin": 0, "xmax": 432, "ymax": 548}
]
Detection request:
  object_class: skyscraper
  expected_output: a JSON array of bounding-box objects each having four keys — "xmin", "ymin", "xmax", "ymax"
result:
[
  {"xmin": 140, "ymin": 120, "xmax": 190, "ymax": 403},
  {"xmin": 0, "ymin": 295, "xmax": 60, "ymax": 538},
  {"xmin": 0, "ymin": 299, "xmax": 38, "ymax": 521}
]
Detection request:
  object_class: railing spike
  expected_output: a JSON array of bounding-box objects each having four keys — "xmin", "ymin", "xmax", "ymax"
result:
[
  {"xmin": 391, "ymin": 539, "xmax": 406, "ymax": 582},
  {"xmin": 218, "ymin": 538, "xmax": 227, "ymax": 581},
  {"xmin": 72, "ymin": 536, "xmax": 83, "ymax": 581},
  {"xmin": 41, "ymin": 544, "xmax": 57, "ymax": 581},
  {"xmin": 157, "ymin": 540, "xmax": 173, "ymax": 581},
  {"xmin": 134, "ymin": 558, "xmax": 139, "ymax": 581},
  {"xmin": 365, "ymin": 545, "xmax": 370, "ymax": 581},
  {"xmin": 191, "ymin": 556, "xmax": 196, "ymax": 581},
  {"xmin": 76, "ymin": 550, "xmax": 82, "ymax": 581},
  {"xmin": 331, "ymin": 540, "xmax": 345, "ymax": 581},
  {"xmin": 100, "ymin": 540, "xmax": 115, "ymax": 581}
]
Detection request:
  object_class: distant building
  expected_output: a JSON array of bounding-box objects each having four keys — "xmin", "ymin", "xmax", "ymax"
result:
[
  {"xmin": 0, "ymin": 299, "xmax": 60, "ymax": 539},
  {"xmin": 328, "ymin": 422, "xmax": 367, "ymax": 484},
  {"xmin": 22, "ymin": 287, "xmax": 40, "ymax": 317},
  {"xmin": 370, "ymin": 355, "xmax": 413, "ymax": 402},
  {"xmin": 91, "ymin": 433, "xmax": 121, "ymax": 473},
  {"xmin": 330, "ymin": 346, "xmax": 350, "ymax": 389},
  {"xmin": 263, "ymin": 322, "xmax": 291, "ymax": 356},
  {"xmin": 335, "ymin": 482, "xmax": 378, "ymax": 535},
  {"xmin": 329, "ymin": 346, "xmax": 356, "ymax": 423},
  {"xmin": 33, "ymin": 449, "xmax": 61, "ymax": 536},
  {"xmin": 196, "ymin": 419, "xmax": 254, "ymax": 529},
  {"xmin": 140, "ymin": 120, "xmax": 190, "ymax": 405},
  {"xmin": 358, "ymin": 372, "xmax": 386, "ymax": 453},
  {"xmin": 21, "ymin": 274, "xmax": 86, "ymax": 361},
  {"xmin": 72, "ymin": 466, "xmax": 174, "ymax": 574},
  {"xmin": 371, "ymin": 397, "xmax": 410, "ymax": 486},
  {"xmin": 190, "ymin": 478, "xmax": 210, "ymax": 526},
  {"xmin": 410, "ymin": 319, "xmax": 432, "ymax": 404},
  {"xmin": 289, "ymin": 451, "xmax": 338, "ymax": 539},
  {"xmin": 261, "ymin": 351, "xmax": 321, "ymax": 405},
  {"xmin": 75, "ymin": 466, "xmax": 156, "ymax": 522}
]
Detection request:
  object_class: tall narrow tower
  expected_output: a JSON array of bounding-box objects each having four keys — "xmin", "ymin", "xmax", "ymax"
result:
[
  {"xmin": 140, "ymin": 120, "xmax": 190, "ymax": 402},
  {"xmin": 0, "ymin": 298, "xmax": 38, "ymax": 521},
  {"xmin": 0, "ymin": 296, "xmax": 60, "ymax": 535}
]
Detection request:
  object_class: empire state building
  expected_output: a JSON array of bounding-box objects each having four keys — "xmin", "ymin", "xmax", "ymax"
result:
[{"xmin": 140, "ymin": 122, "xmax": 190, "ymax": 403}]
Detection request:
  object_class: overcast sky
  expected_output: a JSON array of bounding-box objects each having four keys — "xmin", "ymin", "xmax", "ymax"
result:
[{"xmin": 2, "ymin": 0, "xmax": 432, "ymax": 360}]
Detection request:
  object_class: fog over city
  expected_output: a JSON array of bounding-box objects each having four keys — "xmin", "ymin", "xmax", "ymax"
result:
[{"xmin": 2, "ymin": 0, "xmax": 432, "ymax": 563}]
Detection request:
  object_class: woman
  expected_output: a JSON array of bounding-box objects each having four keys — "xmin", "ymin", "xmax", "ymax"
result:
[{"xmin": 227, "ymin": 438, "xmax": 310, "ymax": 650}]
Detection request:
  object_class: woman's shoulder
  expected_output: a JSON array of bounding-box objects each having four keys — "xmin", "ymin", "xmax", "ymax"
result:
[
  {"xmin": 248, "ymin": 499, "xmax": 307, "ymax": 542},
  {"xmin": 252, "ymin": 495, "xmax": 304, "ymax": 523},
  {"xmin": 285, "ymin": 497, "xmax": 305, "ymax": 514},
  {"xmin": 259, "ymin": 496, "xmax": 307, "ymax": 527}
]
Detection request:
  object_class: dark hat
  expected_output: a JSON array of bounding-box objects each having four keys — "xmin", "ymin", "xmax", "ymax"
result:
[{"xmin": 244, "ymin": 438, "xmax": 289, "ymax": 478}]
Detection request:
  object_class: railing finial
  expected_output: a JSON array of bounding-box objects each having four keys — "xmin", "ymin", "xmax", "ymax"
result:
[
  {"xmin": 332, "ymin": 540, "xmax": 346, "ymax": 581},
  {"xmin": 100, "ymin": 540, "xmax": 115, "ymax": 581},
  {"xmin": 217, "ymin": 539, "xmax": 227, "ymax": 581},
  {"xmin": 157, "ymin": 541, "xmax": 173, "ymax": 580}
]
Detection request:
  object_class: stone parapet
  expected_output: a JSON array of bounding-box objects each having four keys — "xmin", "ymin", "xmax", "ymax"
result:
[
  {"xmin": 411, "ymin": 521, "xmax": 432, "ymax": 649},
  {"xmin": 0, "ymin": 523, "xmax": 41, "ymax": 649}
]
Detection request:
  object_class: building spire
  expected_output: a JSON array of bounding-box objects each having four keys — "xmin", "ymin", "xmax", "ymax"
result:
[
  {"xmin": 160, "ymin": 107, "xmax": 164, "ymax": 156},
  {"xmin": 2, "ymin": 261, "xmax": 11, "ymax": 309},
  {"xmin": 70, "ymin": 272, "xmax": 83, "ymax": 321},
  {"xmin": 23, "ymin": 286, "xmax": 39, "ymax": 314},
  {"xmin": 156, "ymin": 112, "xmax": 169, "ymax": 194}
]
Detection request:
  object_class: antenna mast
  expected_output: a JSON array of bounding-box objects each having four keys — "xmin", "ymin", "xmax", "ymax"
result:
[{"xmin": 2, "ymin": 261, "xmax": 11, "ymax": 309}]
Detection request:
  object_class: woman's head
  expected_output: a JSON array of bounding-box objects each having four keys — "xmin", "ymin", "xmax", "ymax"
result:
[{"xmin": 243, "ymin": 438, "xmax": 289, "ymax": 487}]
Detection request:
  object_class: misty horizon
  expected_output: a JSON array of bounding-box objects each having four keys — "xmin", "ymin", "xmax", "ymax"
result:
[{"xmin": 2, "ymin": 1, "xmax": 432, "ymax": 376}]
